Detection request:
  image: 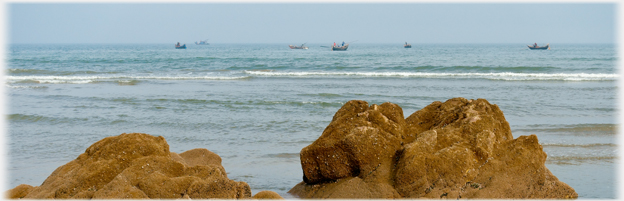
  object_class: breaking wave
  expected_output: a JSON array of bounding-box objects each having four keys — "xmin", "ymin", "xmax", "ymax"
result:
[
  {"xmin": 244, "ymin": 71, "xmax": 618, "ymax": 81},
  {"xmin": 6, "ymin": 75, "xmax": 252, "ymax": 84}
]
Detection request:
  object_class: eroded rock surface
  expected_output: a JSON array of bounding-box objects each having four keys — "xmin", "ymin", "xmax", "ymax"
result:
[
  {"xmin": 252, "ymin": 190, "xmax": 285, "ymax": 199},
  {"xmin": 297, "ymin": 100, "xmax": 404, "ymax": 198},
  {"xmin": 289, "ymin": 98, "xmax": 578, "ymax": 199},
  {"xmin": 6, "ymin": 133, "xmax": 252, "ymax": 199}
]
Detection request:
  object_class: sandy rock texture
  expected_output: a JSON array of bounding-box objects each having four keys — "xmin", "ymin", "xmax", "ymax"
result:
[
  {"xmin": 6, "ymin": 133, "xmax": 254, "ymax": 199},
  {"xmin": 289, "ymin": 98, "xmax": 578, "ymax": 199},
  {"xmin": 252, "ymin": 190, "xmax": 285, "ymax": 199}
]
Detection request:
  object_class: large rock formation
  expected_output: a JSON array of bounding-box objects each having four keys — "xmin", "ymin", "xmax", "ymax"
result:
[
  {"xmin": 5, "ymin": 133, "xmax": 280, "ymax": 199},
  {"xmin": 289, "ymin": 98, "xmax": 578, "ymax": 199},
  {"xmin": 296, "ymin": 100, "xmax": 405, "ymax": 198}
]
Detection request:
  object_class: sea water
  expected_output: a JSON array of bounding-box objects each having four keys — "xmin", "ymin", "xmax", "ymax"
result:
[{"xmin": 5, "ymin": 43, "xmax": 618, "ymax": 198}]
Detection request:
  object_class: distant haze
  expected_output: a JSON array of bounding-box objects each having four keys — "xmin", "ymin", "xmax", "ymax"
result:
[{"xmin": 8, "ymin": 3, "xmax": 616, "ymax": 44}]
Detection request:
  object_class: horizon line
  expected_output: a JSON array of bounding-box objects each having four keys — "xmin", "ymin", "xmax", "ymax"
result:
[{"xmin": 6, "ymin": 42, "xmax": 615, "ymax": 45}]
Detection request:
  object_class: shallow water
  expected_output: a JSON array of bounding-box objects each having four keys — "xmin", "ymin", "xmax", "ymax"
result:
[{"xmin": 6, "ymin": 43, "xmax": 618, "ymax": 198}]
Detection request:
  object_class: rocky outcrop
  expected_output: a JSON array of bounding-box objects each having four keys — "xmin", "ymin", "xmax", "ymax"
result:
[
  {"xmin": 252, "ymin": 190, "xmax": 285, "ymax": 199},
  {"xmin": 289, "ymin": 98, "xmax": 578, "ymax": 199},
  {"xmin": 6, "ymin": 133, "xmax": 252, "ymax": 199},
  {"xmin": 6, "ymin": 184, "xmax": 34, "ymax": 199},
  {"xmin": 296, "ymin": 100, "xmax": 404, "ymax": 198}
]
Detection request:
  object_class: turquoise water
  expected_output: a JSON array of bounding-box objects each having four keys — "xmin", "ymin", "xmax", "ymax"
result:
[{"xmin": 6, "ymin": 43, "xmax": 618, "ymax": 198}]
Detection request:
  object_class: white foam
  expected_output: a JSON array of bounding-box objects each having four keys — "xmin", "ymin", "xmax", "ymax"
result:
[
  {"xmin": 243, "ymin": 71, "xmax": 619, "ymax": 81},
  {"xmin": 39, "ymin": 80, "xmax": 94, "ymax": 84},
  {"xmin": 5, "ymin": 72, "xmax": 618, "ymax": 83},
  {"xmin": 5, "ymin": 75, "xmax": 252, "ymax": 84},
  {"xmin": 130, "ymin": 76, "xmax": 250, "ymax": 80},
  {"xmin": 5, "ymin": 84, "xmax": 48, "ymax": 89}
]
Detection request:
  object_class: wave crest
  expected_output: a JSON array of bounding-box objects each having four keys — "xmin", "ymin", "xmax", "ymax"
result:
[
  {"xmin": 244, "ymin": 71, "xmax": 618, "ymax": 81},
  {"xmin": 6, "ymin": 75, "xmax": 252, "ymax": 84}
]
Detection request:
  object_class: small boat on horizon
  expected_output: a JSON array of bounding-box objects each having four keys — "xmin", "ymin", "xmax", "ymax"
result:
[
  {"xmin": 175, "ymin": 43, "xmax": 186, "ymax": 49},
  {"xmin": 404, "ymin": 42, "xmax": 412, "ymax": 48},
  {"xmin": 289, "ymin": 43, "xmax": 308, "ymax": 49},
  {"xmin": 528, "ymin": 43, "xmax": 549, "ymax": 50},
  {"xmin": 332, "ymin": 44, "xmax": 349, "ymax": 51},
  {"xmin": 195, "ymin": 39, "xmax": 209, "ymax": 45}
]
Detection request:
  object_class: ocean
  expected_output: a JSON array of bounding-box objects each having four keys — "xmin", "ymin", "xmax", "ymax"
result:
[{"xmin": 5, "ymin": 43, "xmax": 618, "ymax": 198}]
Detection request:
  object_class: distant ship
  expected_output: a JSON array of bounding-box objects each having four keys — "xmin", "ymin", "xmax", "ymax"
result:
[
  {"xmin": 528, "ymin": 43, "xmax": 549, "ymax": 50},
  {"xmin": 332, "ymin": 44, "xmax": 348, "ymax": 51},
  {"xmin": 404, "ymin": 42, "xmax": 412, "ymax": 48},
  {"xmin": 289, "ymin": 43, "xmax": 308, "ymax": 49},
  {"xmin": 175, "ymin": 43, "xmax": 186, "ymax": 49},
  {"xmin": 195, "ymin": 39, "xmax": 209, "ymax": 45}
]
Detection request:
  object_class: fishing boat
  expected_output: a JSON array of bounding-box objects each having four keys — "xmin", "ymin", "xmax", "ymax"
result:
[
  {"xmin": 332, "ymin": 44, "xmax": 349, "ymax": 51},
  {"xmin": 404, "ymin": 43, "xmax": 412, "ymax": 48},
  {"xmin": 175, "ymin": 43, "xmax": 186, "ymax": 49},
  {"xmin": 289, "ymin": 43, "xmax": 308, "ymax": 49},
  {"xmin": 195, "ymin": 39, "xmax": 209, "ymax": 45},
  {"xmin": 528, "ymin": 43, "xmax": 549, "ymax": 50}
]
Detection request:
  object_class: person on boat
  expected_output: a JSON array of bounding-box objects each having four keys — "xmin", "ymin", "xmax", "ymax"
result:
[
  {"xmin": 333, "ymin": 42, "xmax": 336, "ymax": 47},
  {"xmin": 405, "ymin": 42, "xmax": 408, "ymax": 45},
  {"xmin": 177, "ymin": 42, "xmax": 180, "ymax": 47},
  {"xmin": 342, "ymin": 41, "xmax": 345, "ymax": 47},
  {"xmin": 534, "ymin": 43, "xmax": 537, "ymax": 48}
]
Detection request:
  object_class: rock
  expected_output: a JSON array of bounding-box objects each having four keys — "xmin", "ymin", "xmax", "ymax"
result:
[
  {"xmin": 396, "ymin": 98, "xmax": 506, "ymax": 197},
  {"xmin": 300, "ymin": 101, "xmax": 405, "ymax": 185},
  {"xmin": 5, "ymin": 184, "xmax": 34, "ymax": 199},
  {"xmin": 295, "ymin": 100, "xmax": 405, "ymax": 198},
  {"xmin": 6, "ymin": 133, "xmax": 252, "ymax": 199},
  {"xmin": 178, "ymin": 148, "xmax": 222, "ymax": 167},
  {"xmin": 288, "ymin": 177, "xmax": 399, "ymax": 199},
  {"xmin": 457, "ymin": 135, "xmax": 578, "ymax": 199},
  {"xmin": 170, "ymin": 152, "xmax": 187, "ymax": 165},
  {"xmin": 404, "ymin": 98, "xmax": 513, "ymax": 151},
  {"xmin": 291, "ymin": 98, "xmax": 577, "ymax": 199},
  {"xmin": 396, "ymin": 98, "xmax": 577, "ymax": 198},
  {"xmin": 252, "ymin": 190, "xmax": 284, "ymax": 199}
]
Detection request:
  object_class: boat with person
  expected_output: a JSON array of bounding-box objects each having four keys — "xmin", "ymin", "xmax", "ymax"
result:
[
  {"xmin": 289, "ymin": 43, "xmax": 308, "ymax": 49},
  {"xmin": 331, "ymin": 41, "xmax": 355, "ymax": 51},
  {"xmin": 528, "ymin": 43, "xmax": 549, "ymax": 50},
  {"xmin": 404, "ymin": 42, "xmax": 412, "ymax": 48},
  {"xmin": 195, "ymin": 39, "xmax": 209, "ymax": 45},
  {"xmin": 332, "ymin": 42, "xmax": 349, "ymax": 51},
  {"xmin": 332, "ymin": 44, "xmax": 348, "ymax": 51},
  {"xmin": 175, "ymin": 42, "xmax": 186, "ymax": 49}
]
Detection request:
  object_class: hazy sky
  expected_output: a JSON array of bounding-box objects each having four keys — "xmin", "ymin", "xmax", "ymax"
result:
[{"xmin": 7, "ymin": 3, "xmax": 616, "ymax": 44}]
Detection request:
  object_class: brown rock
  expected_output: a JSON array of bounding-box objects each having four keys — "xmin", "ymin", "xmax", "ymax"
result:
[
  {"xmin": 252, "ymin": 190, "xmax": 284, "ymax": 199},
  {"xmin": 5, "ymin": 184, "xmax": 34, "ymax": 199},
  {"xmin": 300, "ymin": 101, "xmax": 405, "ymax": 184},
  {"xmin": 293, "ymin": 100, "xmax": 406, "ymax": 199},
  {"xmin": 170, "ymin": 152, "xmax": 187, "ymax": 166},
  {"xmin": 7, "ymin": 133, "xmax": 252, "ymax": 199},
  {"xmin": 395, "ymin": 98, "xmax": 577, "ymax": 199},
  {"xmin": 291, "ymin": 98, "xmax": 577, "ymax": 199},
  {"xmin": 179, "ymin": 148, "xmax": 222, "ymax": 167},
  {"xmin": 459, "ymin": 135, "xmax": 578, "ymax": 199},
  {"xmin": 288, "ymin": 177, "xmax": 400, "ymax": 199},
  {"xmin": 404, "ymin": 98, "xmax": 513, "ymax": 150}
]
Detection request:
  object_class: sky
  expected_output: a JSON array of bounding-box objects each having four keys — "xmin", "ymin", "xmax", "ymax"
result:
[{"xmin": 5, "ymin": 3, "xmax": 617, "ymax": 44}]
